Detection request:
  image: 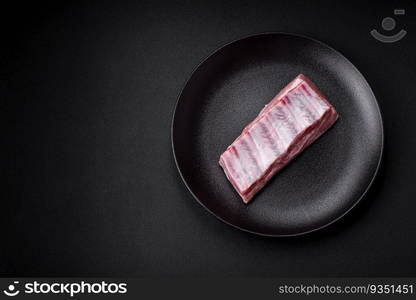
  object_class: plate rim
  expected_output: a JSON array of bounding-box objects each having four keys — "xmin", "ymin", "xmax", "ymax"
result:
[{"xmin": 171, "ymin": 31, "xmax": 385, "ymax": 237}]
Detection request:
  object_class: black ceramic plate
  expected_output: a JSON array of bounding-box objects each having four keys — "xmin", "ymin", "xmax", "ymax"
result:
[{"xmin": 171, "ymin": 33, "xmax": 383, "ymax": 236}]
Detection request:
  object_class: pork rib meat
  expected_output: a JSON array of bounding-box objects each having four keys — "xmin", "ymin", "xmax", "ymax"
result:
[{"xmin": 219, "ymin": 74, "xmax": 339, "ymax": 203}]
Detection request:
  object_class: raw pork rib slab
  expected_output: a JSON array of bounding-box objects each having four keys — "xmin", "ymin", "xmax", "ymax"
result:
[{"xmin": 219, "ymin": 74, "xmax": 339, "ymax": 203}]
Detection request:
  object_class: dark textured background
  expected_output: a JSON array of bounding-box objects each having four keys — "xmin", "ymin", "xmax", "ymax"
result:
[{"xmin": 4, "ymin": 0, "xmax": 416, "ymax": 276}]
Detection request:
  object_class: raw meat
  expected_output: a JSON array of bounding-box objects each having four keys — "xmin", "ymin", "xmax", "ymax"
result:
[{"xmin": 219, "ymin": 74, "xmax": 339, "ymax": 203}]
